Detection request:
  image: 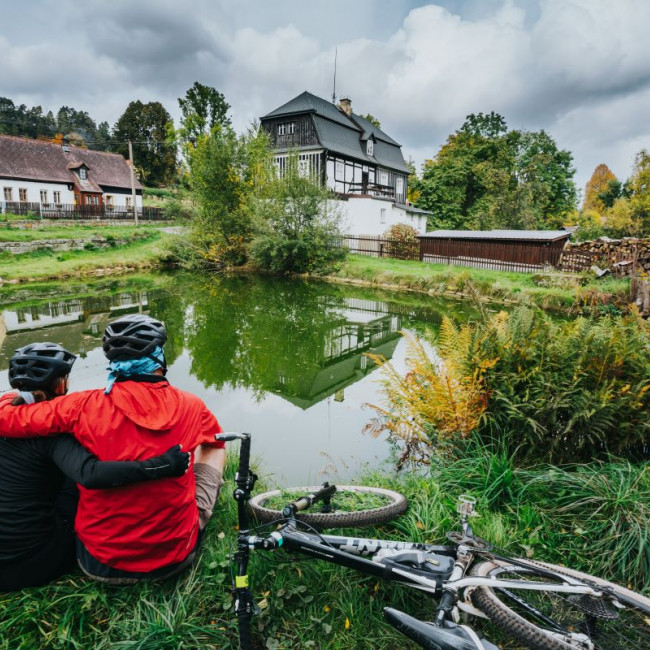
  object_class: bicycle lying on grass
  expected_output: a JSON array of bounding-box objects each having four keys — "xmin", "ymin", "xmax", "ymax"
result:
[{"xmin": 216, "ymin": 432, "xmax": 650, "ymax": 649}]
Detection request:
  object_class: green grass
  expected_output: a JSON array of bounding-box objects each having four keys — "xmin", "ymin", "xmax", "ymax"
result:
[
  {"xmin": 0, "ymin": 224, "xmax": 160, "ymax": 243},
  {"xmin": 0, "ymin": 231, "xmax": 165, "ymax": 282},
  {"xmin": 2, "ymin": 447, "xmax": 647, "ymax": 649},
  {"xmin": 333, "ymin": 255, "xmax": 630, "ymax": 314}
]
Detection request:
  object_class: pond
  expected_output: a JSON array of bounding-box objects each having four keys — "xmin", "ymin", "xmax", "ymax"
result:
[{"xmin": 0, "ymin": 273, "xmax": 476, "ymax": 485}]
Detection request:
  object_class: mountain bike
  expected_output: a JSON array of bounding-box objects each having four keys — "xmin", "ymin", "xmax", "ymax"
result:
[{"xmin": 216, "ymin": 432, "xmax": 650, "ymax": 649}]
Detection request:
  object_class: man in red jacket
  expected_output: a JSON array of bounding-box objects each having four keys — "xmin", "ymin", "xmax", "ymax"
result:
[{"xmin": 0, "ymin": 314, "xmax": 225, "ymax": 583}]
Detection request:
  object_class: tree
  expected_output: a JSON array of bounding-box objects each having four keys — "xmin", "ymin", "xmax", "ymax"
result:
[
  {"xmin": 415, "ymin": 113, "xmax": 577, "ymax": 230},
  {"xmin": 629, "ymin": 149, "xmax": 650, "ymax": 234},
  {"xmin": 358, "ymin": 113, "xmax": 381, "ymax": 129},
  {"xmin": 249, "ymin": 152, "xmax": 346, "ymax": 275},
  {"xmin": 583, "ymin": 164, "xmax": 617, "ymax": 213},
  {"xmin": 113, "ymin": 101, "xmax": 177, "ymax": 185},
  {"xmin": 178, "ymin": 82, "xmax": 230, "ymax": 145}
]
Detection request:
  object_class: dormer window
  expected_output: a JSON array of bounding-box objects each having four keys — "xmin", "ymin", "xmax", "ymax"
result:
[
  {"xmin": 79, "ymin": 167, "xmax": 87, "ymax": 180},
  {"xmin": 278, "ymin": 124, "xmax": 286, "ymax": 136},
  {"xmin": 278, "ymin": 122, "xmax": 295, "ymax": 136},
  {"xmin": 367, "ymin": 139, "xmax": 374, "ymax": 156}
]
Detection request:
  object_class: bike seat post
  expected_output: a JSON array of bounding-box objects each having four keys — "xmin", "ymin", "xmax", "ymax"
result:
[{"xmin": 457, "ymin": 495, "xmax": 477, "ymax": 538}]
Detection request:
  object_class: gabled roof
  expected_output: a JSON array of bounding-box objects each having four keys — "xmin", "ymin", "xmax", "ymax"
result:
[
  {"xmin": 419, "ymin": 230, "xmax": 571, "ymax": 242},
  {"xmin": 262, "ymin": 91, "xmax": 410, "ymax": 174},
  {"xmin": 0, "ymin": 135, "xmax": 142, "ymax": 190}
]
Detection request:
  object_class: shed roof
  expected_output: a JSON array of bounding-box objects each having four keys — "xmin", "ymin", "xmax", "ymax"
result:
[
  {"xmin": 419, "ymin": 229, "xmax": 571, "ymax": 242},
  {"xmin": 0, "ymin": 135, "xmax": 141, "ymax": 190}
]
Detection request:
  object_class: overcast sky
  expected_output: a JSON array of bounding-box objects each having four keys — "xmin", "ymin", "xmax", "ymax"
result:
[{"xmin": 2, "ymin": 0, "xmax": 649, "ymax": 192}]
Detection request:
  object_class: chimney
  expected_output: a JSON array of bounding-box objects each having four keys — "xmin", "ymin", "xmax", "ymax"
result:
[{"xmin": 338, "ymin": 97, "xmax": 352, "ymax": 116}]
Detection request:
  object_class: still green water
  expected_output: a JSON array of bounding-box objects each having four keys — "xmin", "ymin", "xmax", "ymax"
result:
[{"xmin": 0, "ymin": 272, "xmax": 475, "ymax": 484}]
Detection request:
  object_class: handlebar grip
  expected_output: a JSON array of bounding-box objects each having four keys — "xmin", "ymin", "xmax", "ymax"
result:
[{"xmin": 215, "ymin": 432, "xmax": 248, "ymax": 443}]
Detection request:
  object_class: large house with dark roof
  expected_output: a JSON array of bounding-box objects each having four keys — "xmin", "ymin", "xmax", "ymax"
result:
[
  {"xmin": 0, "ymin": 135, "xmax": 142, "ymax": 213},
  {"xmin": 261, "ymin": 91, "xmax": 429, "ymax": 236}
]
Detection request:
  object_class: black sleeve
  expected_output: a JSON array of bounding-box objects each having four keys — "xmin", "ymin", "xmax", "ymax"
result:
[{"xmin": 47, "ymin": 435, "xmax": 168, "ymax": 489}]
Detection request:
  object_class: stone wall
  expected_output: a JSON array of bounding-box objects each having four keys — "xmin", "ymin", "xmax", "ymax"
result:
[
  {"xmin": 562, "ymin": 237, "xmax": 650, "ymax": 275},
  {"xmin": 0, "ymin": 237, "xmax": 126, "ymax": 255}
]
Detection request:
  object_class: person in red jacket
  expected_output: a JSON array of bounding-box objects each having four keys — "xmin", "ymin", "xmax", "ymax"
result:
[{"xmin": 0, "ymin": 314, "xmax": 225, "ymax": 584}]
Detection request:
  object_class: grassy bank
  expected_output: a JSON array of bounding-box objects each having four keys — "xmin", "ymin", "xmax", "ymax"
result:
[
  {"xmin": 332, "ymin": 255, "xmax": 631, "ymax": 314},
  {"xmin": 0, "ymin": 229, "xmax": 165, "ymax": 283},
  {"xmin": 0, "ymin": 224, "xmax": 160, "ymax": 243},
  {"xmin": 1, "ymin": 448, "xmax": 646, "ymax": 650}
]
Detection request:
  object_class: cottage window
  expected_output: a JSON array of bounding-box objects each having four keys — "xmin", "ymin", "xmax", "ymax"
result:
[
  {"xmin": 335, "ymin": 161, "xmax": 344, "ymax": 180},
  {"xmin": 396, "ymin": 177, "xmax": 404, "ymax": 197},
  {"xmin": 287, "ymin": 122, "xmax": 295, "ymax": 135},
  {"xmin": 40, "ymin": 190, "xmax": 48, "ymax": 204},
  {"xmin": 380, "ymin": 208, "xmax": 387, "ymax": 224},
  {"xmin": 126, "ymin": 196, "xmax": 132, "ymax": 208},
  {"xmin": 367, "ymin": 140, "xmax": 374, "ymax": 156},
  {"xmin": 278, "ymin": 124, "xmax": 286, "ymax": 136},
  {"xmin": 105, "ymin": 195, "xmax": 114, "ymax": 209},
  {"xmin": 3, "ymin": 187, "xmax": 12, "ymax": 201},
  {"xmin": 298, "ymin": 157, "xmax": 309, "ymax": 178},
  {"xmin": 19, "ymin": 188, "xmax": 27, "ymax": 202},
  {"xmin": 79, "ymin": 168, "xmax": 87, "ymax": 180},
  {"xmin": 379, "ymin": 171, "xmax": 388, "ymax": 186},
  {"xmin": 53, "ymin": 191, "xmax": 61, "ymax": 204}
]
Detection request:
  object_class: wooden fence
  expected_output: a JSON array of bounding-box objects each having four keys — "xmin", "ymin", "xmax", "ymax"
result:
[
  {"xmin": 345, "ymin": 235, "xmax": 597, "ymax": 274},
  {"xmin": 2, "ymin": 201, "xmax": 168, "ymax": 221}
]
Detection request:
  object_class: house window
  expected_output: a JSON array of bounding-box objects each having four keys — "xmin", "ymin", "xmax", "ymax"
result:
[
  {"xmin": 126, "ymin": 196, "xmax": 132, "ymax": 208},
  {"xmin": 287, "ymin": 122, "xmax": 295, "ymax": 135},
  {"xmin": 298, "ymin": 157, "xmax": 309, "ymax": 178},
  {"xmin": 367, "ymin": 140, "xmax": 374, "ymax": 156},
  {"xmin": 335, "ymin": 161, "xmax": 344, "ymax": 180},
  {"xmin": 380, "ymin": 208, "xmax": 387, "ymax": 224},
  {"xmin": 40, "ymin": 190, "xmax": 48, "ymax": 204},
  {"xmin": 53, "ymin": 191, "xmax": 61, "ymax": 204},
  {"xmin": 19, "ymin": 188, "xmax": 27, "ymax": 202},
  {"xmin": 278, "ymin": 124, "xmax": 286, "ymax": 136},
  {"xmin": 79, "ymin": 168, "xmax": 87, "ymax": 180},
  {"xmin": 105, "ymin": 195, "xmax": 114, "ymax": 209},
  {"xmin": 3, "ymin": 187, "xmax": 12, "ymax": 201},
  {"xmin": 379, "ymin": 170, "xmax": 389, "ymax": 186},
  {"xmin": 396, "ymin": 177, "xmax": 404, "ymax": 197}
]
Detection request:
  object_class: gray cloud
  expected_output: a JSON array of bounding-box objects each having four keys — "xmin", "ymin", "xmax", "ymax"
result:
[{"xmin": 1, "ymin": 0, "xmax": 648, "ymax": 188}]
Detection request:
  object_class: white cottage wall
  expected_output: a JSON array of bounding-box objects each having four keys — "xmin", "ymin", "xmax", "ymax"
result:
[
  {"xmin": 1, "ymin": 179, "xmax": 73, "ymax": 207},
  {"xmin": 332, "ymin": 197, "xmax": 428, "ymax": 237}
]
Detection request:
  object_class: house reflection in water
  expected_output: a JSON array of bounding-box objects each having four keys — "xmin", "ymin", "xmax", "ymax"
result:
[
  {"xmin": 272, "ymin": 298, "xmax": 401, "ymax": 409},
  {"xmin": 0, "ymin": 291, "xmax": 149, "ymax": 367}
]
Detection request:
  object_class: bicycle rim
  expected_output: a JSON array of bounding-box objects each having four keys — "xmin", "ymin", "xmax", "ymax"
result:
[
  {"xmin": 471, "ymin": 558, "xmax": 650, "ymax": 650},
  {"xmin": 248, "ymin": 485, "xmax": 408, "ymax": 528}
]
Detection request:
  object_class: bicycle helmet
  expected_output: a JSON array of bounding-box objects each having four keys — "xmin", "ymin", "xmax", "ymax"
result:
[
  {"xmin": 102, "ymin": 314, "xmax": 167, "ymax": 361},
  {"xmin": 9, "ymin": 342, "xmax": 77, "ymax": 391}
]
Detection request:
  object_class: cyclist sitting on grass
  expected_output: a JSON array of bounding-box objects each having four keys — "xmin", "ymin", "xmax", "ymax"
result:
[
  {"xmin": 0, "ymin": 315, "xmax": 225, "ymax": 584},
  {"xmin": 0, "ymin": 342, "xmax": 190, "ymax": 592}
]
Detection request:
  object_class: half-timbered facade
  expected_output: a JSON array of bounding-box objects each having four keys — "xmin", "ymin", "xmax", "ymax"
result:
[
  {"xmin": 261, "ymin": 91, "xmax": 428, "ymax": 236},
  {"xmin": 0, "ymin": 135, "xmax": 142, "ymax": 214}
]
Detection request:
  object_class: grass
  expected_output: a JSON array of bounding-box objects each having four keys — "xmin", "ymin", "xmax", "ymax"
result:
[
  {"xmin": 2, "ymin": 447, "xmax": 647, "ymax": 649},
  {"xmin": 0, "ymin": 224, "xmax": 161, "ymax": 243},
  {"xmin": 0, "ymin": 231, "xmax": 165, "ymax": 282},
  {"xmin": 333, "ymin": 255, "xmax": 631, "ymax": 314}
]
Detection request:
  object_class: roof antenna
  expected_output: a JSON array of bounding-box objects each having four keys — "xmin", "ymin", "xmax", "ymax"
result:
[{"xmin": 332, "ymin": 48, "xmax": 337, "ymax": 104}]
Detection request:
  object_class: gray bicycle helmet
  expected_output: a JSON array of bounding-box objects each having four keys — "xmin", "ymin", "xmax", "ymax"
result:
[
  {"xmin": 102, "ymin": 314, "xmax": 167, "ymax": 361},
  {"xmin": 9, "ymin": 342, "xmax": 77, "ymax": 391}
]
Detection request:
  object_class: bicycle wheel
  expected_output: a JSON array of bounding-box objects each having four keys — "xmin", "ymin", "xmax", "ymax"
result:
[
  {"xmin": 248, "ymin": 485, "xmax": 408, "ymax": 528},
  {"xmin": 471, "ymin": 558, "xmax": 650, "ymax": 649}
]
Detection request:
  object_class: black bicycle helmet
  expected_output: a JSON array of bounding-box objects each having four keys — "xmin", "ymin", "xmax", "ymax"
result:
[
  {"xmin": 102, "ymin": 314, "xmax": 167, "ymax": 361},
  {"xmin": 9, "ymin": 342, "xmax": 77, "ymax": 391}
]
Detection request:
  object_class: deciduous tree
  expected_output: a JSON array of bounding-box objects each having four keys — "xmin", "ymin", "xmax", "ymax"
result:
[
  {"xmin": 178, "ymin": 82, "xmax": 230, "ymax": 145},
  {"xmin": 583, "ymin": 164, "xmax": 617, "ymax": 213}
]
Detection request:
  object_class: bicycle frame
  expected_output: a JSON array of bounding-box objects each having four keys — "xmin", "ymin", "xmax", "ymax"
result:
[{"xmin": 217, "ymin": 433, "xmax": 604, "ymax": 650}]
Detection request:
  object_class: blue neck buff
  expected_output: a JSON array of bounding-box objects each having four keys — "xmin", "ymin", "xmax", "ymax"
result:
[{"xmin": 104, "ymin": 346, "xmax": 166, "ymax": 394}]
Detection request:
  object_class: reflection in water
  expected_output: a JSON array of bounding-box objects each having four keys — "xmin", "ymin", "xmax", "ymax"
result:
[{"xmin": 0, "ymin": 274, "xmax": 473, "ymax": 483}]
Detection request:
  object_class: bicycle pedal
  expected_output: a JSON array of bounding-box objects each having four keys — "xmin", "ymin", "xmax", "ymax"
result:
[{"xmin": 568, "ymin": 595, "xmax": 619, "ymax": 620}]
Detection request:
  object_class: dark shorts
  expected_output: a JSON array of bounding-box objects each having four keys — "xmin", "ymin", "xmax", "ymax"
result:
[
  {"xmin": 76, "ymin": 528, "xmax": 205, "ymax": 585},
  {"xmin": 0, "ymin": 522, "xmax": 75, "ymax": 592}
]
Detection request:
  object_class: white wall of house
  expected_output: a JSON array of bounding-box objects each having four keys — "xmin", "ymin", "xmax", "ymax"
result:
[
  {"xmin": 104, "ymin": 190, "xmax": 143, "ymax": 210},
  {"xmin": 1, "ymin": 179, "xmax": 73, "ymax": 207},
  {"xmin": 333, "ymin": 196, "xmax": 428, "ymax": 237}
]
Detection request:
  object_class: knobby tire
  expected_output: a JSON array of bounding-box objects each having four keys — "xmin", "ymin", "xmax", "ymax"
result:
[
  {"xmin": 471, "ymin": 558, "xmax": 650, "ymax": 650},
  {"xmin": 248, "ymin": 485, "xmax": 408, "ymax": 528}
]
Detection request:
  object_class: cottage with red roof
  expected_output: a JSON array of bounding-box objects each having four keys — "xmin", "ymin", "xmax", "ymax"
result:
[{"xmin": 0, "ymin": 135, "xmax": 142, "ymax": 214}]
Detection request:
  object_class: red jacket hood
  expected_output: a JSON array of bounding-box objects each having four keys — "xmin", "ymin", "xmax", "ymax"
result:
[{"xmin": 106, "ymin": 381, "xmax": 182, "ymax": 431}]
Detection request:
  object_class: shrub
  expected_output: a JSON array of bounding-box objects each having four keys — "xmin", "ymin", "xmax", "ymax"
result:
[{"xmin": 383, "ymin": 223, "xmax": 419, "ymax": 260}]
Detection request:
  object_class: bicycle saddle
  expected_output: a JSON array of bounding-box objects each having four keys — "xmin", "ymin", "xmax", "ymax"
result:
[{"xmin": 384, "ymin": 607, "xmax": 499, "ymax": 650}]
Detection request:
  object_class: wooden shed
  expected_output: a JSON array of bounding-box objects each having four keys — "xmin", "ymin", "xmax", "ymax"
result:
[{"xmin": 418, "ymin": 230, "xmax": 572, "ymax": 272}]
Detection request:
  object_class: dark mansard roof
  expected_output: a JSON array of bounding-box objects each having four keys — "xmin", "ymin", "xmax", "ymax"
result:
[{"xmin": 261, "ymin": 91, "xmax": 410, "ymax": 174}]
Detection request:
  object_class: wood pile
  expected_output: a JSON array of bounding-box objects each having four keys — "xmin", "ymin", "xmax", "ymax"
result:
[{"xmin": 562, "ymin": 237, "xmax": 650, "ymax": 276}]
